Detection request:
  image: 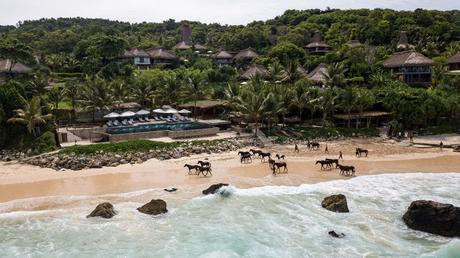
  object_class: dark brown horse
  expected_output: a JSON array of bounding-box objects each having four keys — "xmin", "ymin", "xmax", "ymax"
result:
[
  {"xmin": 355, "ymin": 148, "xmax": 368, "ymax": 157},
  {"xmin": 250, "ymin": 149, "xmax": 263, "ymax": 157},
  {"xmin": 316, "ymin": 160, "xmax": 334, "ymax": 170},
  {"xmin": 240, "ymin": 153, "xmax": 252, "ymax": 163},
  {"xmin": 268, "ymin": 157, "xmax": 276, "ymax": 169},
  {"xmin": 325, "ymin": 158, "xmax": 339, "ymax": 168},
  {"xmin": 308, "ymin": 141, "xmax": 320, "ymax": 150},
  {"xmin": 273, "ymin": 162, "xmax": 288, "ymax": 174},
  {"xmin": 238, "ymin": 151, "xmax": 251, "ymax": 156},
  {"xmin": 338, "ymin": 165, "xmax": 355, "ymax": 176},
  {"xmin": 275, "ymin": 154, "xmax": 285, "ymax": 160},
  {"xmin": 260, "ymin": 152, "xmax": 271, "ymax": 162},
  {"xmin": 197, "ymin": 166, "xmax": 213, "ymax": 177},
  {"xmin": 184, "ymin": 164, "xmax": 200, "ymax": 174}
]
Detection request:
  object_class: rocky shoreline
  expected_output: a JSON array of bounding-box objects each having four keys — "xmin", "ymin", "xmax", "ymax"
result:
[{"xmin": 0, "ymin": 138, "xmax": 258, "ymax": 171}]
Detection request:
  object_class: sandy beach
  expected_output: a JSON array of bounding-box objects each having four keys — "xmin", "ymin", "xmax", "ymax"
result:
[{"xmin": 1, "ymin": 138, "xmax": 459, "ymax": 204}]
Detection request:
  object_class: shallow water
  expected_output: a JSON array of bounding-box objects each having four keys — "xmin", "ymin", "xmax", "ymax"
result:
[{"xmin": 0, "ymin": 173, "xmax": 459, "ymax": 258}]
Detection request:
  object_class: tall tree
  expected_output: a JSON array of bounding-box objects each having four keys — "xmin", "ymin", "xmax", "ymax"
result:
[{"xmin": 7, "ymin": 96, "xmax": 52, "ymax": 136}]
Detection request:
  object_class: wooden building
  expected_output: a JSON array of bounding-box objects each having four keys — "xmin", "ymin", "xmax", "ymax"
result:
[
  {"xmin": 307, "ymin": 63, "xmax": 328, "ymax": 86},
  {"xmin": 233, "ymin": 48, "xmax": 259, "ymax": 61},
  {"xmin": 119, "ymin": 48, "xmax": 151, "ymax": 69},
  {"xmin": 240, "ymin": 64, "xmax": 268, "ymax": 80},
  {"xmin": 0, "ymin": 59, "xmax": 33, "ymax": 81},
  {"xmin": 304, "ymin": 33, "xmax": 332, "ymax": 55},
  {"xmin": 215, "ymin": 50, "xmax": 233, "ymax": 66},
  {"xmin": 383, "ymin": 50, "xmax": 434, "ymax": 85},
  {"xmin": 145, "ymin": 48, "xmax": 178, "ymax": 66},
  {"xmin": 447, "ymin": 52, "xmax": 460, "ymax": 74}
]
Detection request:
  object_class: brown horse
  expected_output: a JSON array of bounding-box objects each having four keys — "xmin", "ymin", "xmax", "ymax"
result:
[
  {"xmin": 275, "ymin": 154, "xmax": 285, "ymax": 160},
  {"xmin": 198, "ymin": 160, "xmax": 211, "ymax": 167},
  {"xmin": 308, "ymin": 141, "xmax": 320, "ymax": 150},
  {"xmin": 338, "ymin": 164, "xmax": 355, "ymax": 176},
  {"xmin": 325, "ymin": 158, "xmax": 339, "ymax": 168},
  {"xmin": 316, "ymin": 160, "xmax": 334, "ymax": 170},
  {"xmin": 355, "ymin": 148, "xmax": 368, "ymax": 157},
  {"xmin": 260, "ymin": 152, "xmax": 271, "ymax": 162},
  {"xmin": 240, "ymin": 153, "xmax": 252, "ymax": 163},
  {"xmin": 197, "ymin": 166, "xmax": 213, "ymax": 177},
  {"xmin": 268, "ymin": 157, "xmax": 276, "ymax": 169},
  {"xmin": 273, "ymin": 162, "xmax": 288, "ymax": 174},
  {"xmin": 250, "ymin": 149, "xmax": 263, "ymax": 157},
  {"xmin": 184, "ymin": 164, "xmax": 200, "ymax": 174}
]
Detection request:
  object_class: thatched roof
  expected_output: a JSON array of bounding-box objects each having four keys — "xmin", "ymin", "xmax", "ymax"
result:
[
  {"xmin": 173, "ymin": 41, "xmax": 192, "ymax": 50},
  {"xmin": 240, "ymin": 64, "xmax": 268, "ymax": 80},
  {"xmin": 179, "ymin": 100, "xmax": 227, "ymax": 109},
  {"xmin": 115, "ymin": 102, "xmax": 142, "ymax": 109},
  {"xmin": 215, "ymin": 50, "xmax": 233, "ymax": 59},
  {"xmin": 307, "ymin": 63, "xmax": 328, "ymax": 83},
  {"xmin": 305, "ymin": 32, "xmax": 331, "ymax": 49},
  {"xmin": 0, "ymin": 59, "xmax": 33, "ymax": 74},
  {"xmin": 396, "ymin": 31, "xmax": 413, "ymax": 50},
  {"xmin": 233, "ymin": 48, "xmax": 259, "ymax": 60},
  {"xmin": 123, "ymin": 48, "xmax": 149, "ymax": 57},
  {"xmin": 334, "ymin": 111, "xmax": 391, "ymax": 120},
  {"xmin": 194, "ymin": 44, "xmax": 207, "ymax": 50},
  {"xmin": 447, "ymin": 52, "xmax": 460, "ymax": 64},
  {"xmin": 383, "ymin": 50, "xmax": 434, "ymax": 68},
  {"xmin": 146, "ymin": 48, "xmax": 177, "ymax": 60}
]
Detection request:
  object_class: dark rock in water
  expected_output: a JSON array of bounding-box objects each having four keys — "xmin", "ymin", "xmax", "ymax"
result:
[
  {"xmin": 137, "ymin": 199, "xmax": 168, "ymax": 215},
  {"xmin": 87, "ymin": 202, "xmax": 117, "ymax": 219},
  {"xmin": 321, "ymin": 194, "xmax": 349, "ymax": 213},
  {"xmin": 328, "ymin": 231, "xmax": 345, "ymax": 238},
  {"xmin": 164, "ymin": 188, "xmax": 177, "ymax": 192},
  {"xmin": 403, "ymin": 200, "xmax": 460, "ymax": 237},
  {"xmin": 202, "ymin": 183, "xmax": 229, "ymax": 195}
]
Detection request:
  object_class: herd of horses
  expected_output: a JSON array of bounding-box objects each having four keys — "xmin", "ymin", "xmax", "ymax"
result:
[
  {"xmin": 183, "ymin": 160, "xmax": 212, "ymax": 177},
  {"xmin": 183, "ymin": 145, "xmax": 368, "ymax": 178},
  {"xmin": 238, "ymin": 149, "xmax": 288, "ymax": 175}
]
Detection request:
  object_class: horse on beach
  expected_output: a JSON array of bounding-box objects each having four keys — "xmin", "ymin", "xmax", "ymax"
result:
[
  {"xmin": 197, "ymin": 166, "xmax": 213, "ymax": 177},
  {"xmin": 338, "ymin": 164, "xmax": 355, "ymax": 176},
  {"xmin": 355, "ymin": 148, "xmax": 368, "ymax": 157},
  {"xmin": 275, "ymin": 154, "xmax": 285, "ymax": 160},
  {"xmin": 272, "ymin": 162, "xmax": 288, "ymax": 174},
  {"xmin": 198, "ymin": 160, "xmax": 211, "ymax": 167},
  {"xmin": 260, "ymin": 152, "xmax": 271, "ymax": 162},
  {"xmin": 307, "ymin": 140, "xmax": 320, "ymax": 150},
  {"xmin": 315, "ymin": 160, "xmax": 334, "ymax": 170},
  {"xmin": 184, "ymin": 164, "xmax": 201, "ymax": 174},
  {"xmin": 325, "ymin": 158, "xmax": 339, "ymax": 168},
  {"xmin": 250, "ymin": 149, "xmax": 263, "ymax": 157},
  {"xmin": 240, "ymin": 153, "xmax": 252, "ymax": 163}
]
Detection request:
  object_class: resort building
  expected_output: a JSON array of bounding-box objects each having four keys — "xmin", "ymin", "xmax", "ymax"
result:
[
  {"xmin": 396, "ymin": 31, "xmax": 414, "ymax": 51},
  {"xmin": 383, "ymin": 50, "xmax": 434, "ymax": 85},
  {"xmin": 120, "ymin": 48, "xmax": 151, "ymax": 69},
  {"xmin": 345, "ymin": 39, "xmax": 363, "ymax": 48},
  {"xmin": 214, "ymin": 50, "xmax": 233, "ymax": 66},
  {"xmin": 240, "ymin": 64, "xmax": 269, "ymax": 80},
  {"xmin": 307, "ymin": 63, "xmax": 328, "ymax": 86},
  {"xmin": 0, "ymin": 59, "xmax": 33, "ymax": 81},
  {"xmin": 233, "ymin": 48, "xmax": 259, "ymax": 62},
  {"xmin": 447, "ymin": 52, "xmax": 460, "ymax": 74},
  {"xmin": 304, "ymin": 32, "xmax": 332, "ymax": 55},
  {"xmin": 145, "ymin": 48, "xmax": 178, "ymax": 66}
]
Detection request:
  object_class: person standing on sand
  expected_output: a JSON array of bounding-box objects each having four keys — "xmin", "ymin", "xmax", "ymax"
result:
[
  {"xmin": 295, "ymin": 143, "xmax": 299, "ymax": 153},
  {"xmin": 338, "ymin": 151, "xmax": 343, "ymax": 161},
  {"xmin": 440, "ymin": 141, "xmax": 443, "ymax": 151},
  {"xmin": 325, "ymin": 144, "xmax": 329, "ymax": 153}
]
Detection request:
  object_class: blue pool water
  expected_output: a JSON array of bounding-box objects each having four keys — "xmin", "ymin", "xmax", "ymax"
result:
[{"xmin": 106, "ymin": 122, "xmax": 212, "ymax": 134}]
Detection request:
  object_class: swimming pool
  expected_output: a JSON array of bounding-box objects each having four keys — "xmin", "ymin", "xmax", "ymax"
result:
[{"xmin": 106, "ymin": 122, "xmax": 212, "ymax": 134}]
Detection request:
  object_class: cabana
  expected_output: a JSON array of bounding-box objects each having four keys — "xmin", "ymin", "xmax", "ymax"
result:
[
  {"xmin": 304, "ymin": 32, "xmax": 332, "ymax": 55},
  {"xmin": 103, "ymin": 112, "xmax": 120, "ymax": 127},
  {"xmin": 333, "ymin": 111, "xmax": 391, "ymax": 128},
  {"xmin": 178, "ymin": 100, "xmax": 228, "ymax": 119}
]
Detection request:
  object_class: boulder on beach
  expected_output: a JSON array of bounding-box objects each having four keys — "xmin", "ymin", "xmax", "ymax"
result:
[
  {"xmin": 202, "ymin": 183, "xmax": 229, "ymax": 195},
  {"xmin": 137, "ymin": 199, "xmax": 168, "ymax": 215},
  {"xmin": 403, "ymin": 200, "xmax": 460, "ymax": 237},
  {"xmin": 87, "ymin": 202, "xmax": 117, "ymax": 219},
  {"xmin": 328, "ymin": 230, "xmax": 346, "ymax": 238},
  {"xmin": 321, "ymin": 194, "xmax": 349, "ymax": 213}
]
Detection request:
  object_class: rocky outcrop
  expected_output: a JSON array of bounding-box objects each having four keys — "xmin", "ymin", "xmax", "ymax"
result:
[
  {"xmin": 137, "ymin": 199, "xmax": 168, "ymax": 215},
  {"xmin": 87, "ymin": 202, "xmax": 117, "ymax": 219},
  {"xmin": 403, "ymin": 200, "xmax": 460, "ymax": 237},
  {"xmin": 321, "ymin": 194, "xmax": 349, "ymax": 213},
  {"xmin": 22, "ymin": 138, "xmax": 255, "ymax": 171},
  {"xmin": 202, "ymin": 183, "xmax": 229, "ymax": 195}
]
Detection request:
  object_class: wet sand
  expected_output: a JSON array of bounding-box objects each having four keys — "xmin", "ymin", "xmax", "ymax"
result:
[{"xmin": 0, "ymin": 138, "xmax": 459, "ymax": 203}]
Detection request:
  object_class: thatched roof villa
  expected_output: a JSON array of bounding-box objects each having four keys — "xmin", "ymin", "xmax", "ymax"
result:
[
  {"xmin": 215, "ymin": 50, "xmax": 234, "ymax": 66},
  {"xmin": 447, "ymin": 52, "xmax": 460, "ymax": 74},
  {"xmin": 307, "ymin": 63, "xmax": 328, "ymax": 85},
  {"xmin": 240, "ymin": 64, "xmax": 268, "ymax": 80},
  {"xmin": 0, "ymin": 59, "xmax": 33, "ymax": 81},
  {"xmin": 304, "ymin": 32, "xmax": 332, "ymax": 55},
  {"xmin": 233, "ymin": 48, "xmax": 259, "ymax": 61}
]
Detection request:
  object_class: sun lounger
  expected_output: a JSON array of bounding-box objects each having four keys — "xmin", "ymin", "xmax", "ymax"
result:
[
  {"xmin": 138, "ymin": 117, "xmax": 145, "ymax": 122},
  {"xmin": 144, "ymin": 117, "xmax": 150, "ymax": 122},
  {"xmin": 121, "ymin": 119, "xmax": 128, "ymax": 126},
  {"xmin": 128, "ymin": 118, "xmax": 134, "ymax": 125},
  {"xmin": 113, "ymin": 120, "xmax": 120, "ymax": 126}
]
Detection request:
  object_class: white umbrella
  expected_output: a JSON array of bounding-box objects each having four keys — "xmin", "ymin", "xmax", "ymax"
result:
[
  {"xmin": 178, "ymin": 109, "xmax": 192, "ymax": 114},
  {"xmin": 120, "ymin": 111, "xmax": 136, "ymax": 117},
  {"xmin": 136, "ymin": 109, "xmax": 150, "ymax": 116},
  {"xmin": 103, "ymin": 112, "xmax": 120, "ymax": 119},
  {"xmin": 164, "ymin": 108, "xmax": 178, "ymax": 114},
  {"xmin": 152, "ymin": 108, "xmax": 166, "ymax": 114}
]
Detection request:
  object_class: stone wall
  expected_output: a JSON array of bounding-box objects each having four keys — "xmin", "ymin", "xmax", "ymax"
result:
[{"xmin": 168, "ymin": 127, "xmax": 219, "ymax": 139}]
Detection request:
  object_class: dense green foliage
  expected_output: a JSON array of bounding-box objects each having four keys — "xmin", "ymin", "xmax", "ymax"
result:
[
  {"xmin": 1, "ymin": 9, "xmax": 460, "ymax": 151},
  {"xmin": 60, "ymin": 139, "xmax": 224, "ymax": 155}
]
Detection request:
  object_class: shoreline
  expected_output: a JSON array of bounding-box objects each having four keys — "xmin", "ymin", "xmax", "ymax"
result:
[{"xmin": 1, "ymin": 137, "xmax": 459, "ymax": 204}]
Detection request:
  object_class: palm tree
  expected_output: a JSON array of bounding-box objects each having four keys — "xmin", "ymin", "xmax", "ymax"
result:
[
  {"xmin": 318, "ymin": 89, "xmax": 339, "ymax": 126},
  {"xmin": 159, "ymin": 74, "xmax": 182, "ymax": 106},
  {"xmin": 282, "ymin": 61, "xmax": 304, "ymax": 83},
  {"xmin": 48, "ymin": 85, "xmax": 66, "ymax": 110},
  {"xmin": 110, "ymin": 79, "xmax": 127, "ymax": 108},
  {"xmin": 64, "ymin": 81, "xmax": 79, "ymax": 120},
  {"xmin": 268, "ymin": 61, "xmax": 284, "ymax": 82},
  {"xmin": 354, "ymin": 88, "xmax": 375, "ymax": 128},
  {"xmin": 224, "ymin": 81, "xmax": 241, "ymax": 109},
  {"xmin": 184, "ymin": 71, "xmax": 210, "ymax": 119},
  {"xmin": 340, "ymin": 87, "xmax": 358, "ymax": 128},
  {"xmin": 324, "ymin": 62, "xmax": 348, "ymax": 88},
  {"xmin": 79, "ymin": 77, "xmax": 113, "ymax": 122},
  {"xmin": 291, "ymin": 81, "xmax": 313, "ymax": 125},
  {"xmin": 7, "ymin": 96, "xmax": 53, "ymax": 136}
]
